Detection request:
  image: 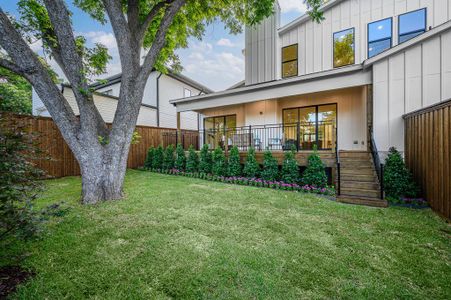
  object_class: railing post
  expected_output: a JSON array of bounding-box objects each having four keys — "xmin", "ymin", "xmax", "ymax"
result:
[
  {"xmin": 203, "ymin": 128, "xmax": 206, "ymax": 149},
  {"xmin": 296, "ymin": 121, "xmax": 300, "ymax": 152},
  {"xmin": 380, "ymin": 163, "xmax": 384, "ymax": 199},
  {"xmin": 248, "ymin": 125, "xmax": 252, "ymax": 150},
  {"xmin": 175, "ymin": 130, "xmax": 178, "ymax": 146},
  {"xmin": 337, "ymin": 162, "xmax": 341, "ymax": 196}
]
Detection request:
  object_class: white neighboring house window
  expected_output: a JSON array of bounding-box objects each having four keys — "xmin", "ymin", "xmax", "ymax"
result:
[
  {"xmin": 184, "ymin": 88, "xmax": 191, "ymax": 98},
  {"xmin": 103, "ymin": 89, "xmax": 113, "ymax": 96}
]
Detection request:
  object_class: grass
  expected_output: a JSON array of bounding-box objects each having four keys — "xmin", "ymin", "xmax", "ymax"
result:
[{"xmin": 2, "ymin": 170, "xmax": 450, "ymax": 299}]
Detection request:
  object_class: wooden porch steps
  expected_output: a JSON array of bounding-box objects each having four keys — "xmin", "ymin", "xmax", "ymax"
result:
[{"xmin": 337, "ymin": 151, "xmax": 388, "ymax": 208}]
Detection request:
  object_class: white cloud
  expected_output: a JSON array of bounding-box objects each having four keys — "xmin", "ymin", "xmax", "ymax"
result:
[
  {"xmin": 181, "ymin": 41, "xmax": 244, "ymax": 90},
  {"xmin": 216, "ymin": 38, "xmax": 235, "ymax": 47},
  {"xmin": 84, "ymin": 31, "xmax": 117, "ymax": 50},
  {"xmin": 278, "ymin": 0, "xmax": 307, "ymax": 13}
]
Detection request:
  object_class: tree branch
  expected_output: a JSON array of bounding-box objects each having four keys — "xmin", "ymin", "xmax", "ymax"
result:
[
  {"xmin": 138, "ymin": 0, "xmax": 185, "ymax": 82},
  {"xmin": 0, "ymin": 8, "xmax": 80, "ymax": 150},
  {"xmin": 137, "ymin": 0, "xmax": 175, "ymax": 42},
  {"xmin": 43, "ymin": 0, "xmax": 108, "ymax": 138},
  {"xmin": 0, "ymin": 58, "xmax": 28, "ymax": 77}
]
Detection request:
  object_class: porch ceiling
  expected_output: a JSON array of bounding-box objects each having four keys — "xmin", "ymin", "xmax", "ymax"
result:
[{"xmin": 171, "ymin": 65, "xmax": 372, "ymax": 112}]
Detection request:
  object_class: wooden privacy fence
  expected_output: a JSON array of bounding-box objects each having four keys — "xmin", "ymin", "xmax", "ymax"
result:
[
  {"xmin": 1, "ymin": 113, "xmax": 199, "ymax": 178},
  {"xmin": 404, "ymin": 99, "xmax": 451, "ymax": 220}
]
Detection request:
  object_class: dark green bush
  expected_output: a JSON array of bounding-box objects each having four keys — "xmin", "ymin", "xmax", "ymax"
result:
[
  {"xmin": 243, "ymin": 147, "xmax": 260, "ymax": 178},
  {"xmin": 175, "ymin": 144, "xmax": 186, "ymax": 171},
  {"xmin": 186, "ymin": 145, "xmax": 199, "ymax": 173},
  {"xmin": 152, "ymin": 145, "xmax": 164, "ymax": 169},
  {"xmin": 0, "ymin": 116, "xmax": 43, "ymax": 242},
  {"xmin": 199, "ymin": 144, "xmax": 212, "ymax": 174},
  {"xmin": 281, "ymin": 146, "xmax": 299, "ymax": 183},
  {"xmin": 261, "ymin": 150, "xmax": 279, "ymax": 181},
  {"xmin": 301, "ymin": 145, "xmax": 327, "ymax": 187},
  {"xmin": 384, "ymin": 147, "xmax": 418, "ymax": 199},
  {"xmin": 163, "ymin": 144, "xmax": 175, "ymax": 169},
  {"xmin": 212, "ymin": 147, "xmax": 226, "ymax": 176},
  {"xmin": 144, "ymin": 146, "xmax": 154, "ymax": 169},
  {"xmin": 227, "ymin": 146, "xmax": 241, "ymax": 176}
]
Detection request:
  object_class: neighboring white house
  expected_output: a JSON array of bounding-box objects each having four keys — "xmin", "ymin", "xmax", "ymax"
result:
[
  {"xmin": 32, "ymin": 70, "xmax": 213, "ymax": 130},
  {"xmin": 170, "ymin": 0, "xmax": 451, "ymax": 205}
]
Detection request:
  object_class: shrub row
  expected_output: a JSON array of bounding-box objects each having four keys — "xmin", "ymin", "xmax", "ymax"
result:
[
  {"xmin": 149, "ymin": 168, "xmax": 335, "ymax": 196},
  {"xmin": 145, "ymin": 144, "xmax": 330, "ymax": 188}
]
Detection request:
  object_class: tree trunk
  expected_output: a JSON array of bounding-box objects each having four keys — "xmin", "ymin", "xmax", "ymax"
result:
[{"xmin": 79, "ymin": 149, "xmax": 128, "ymax": 204}]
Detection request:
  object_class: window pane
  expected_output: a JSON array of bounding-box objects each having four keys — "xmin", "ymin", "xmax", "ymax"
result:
[
  {"xmin": 299, "ymin": 107, "xmax": 316, "ymax": 150},
  {"xmin": 368, "ymin": 18, "xmax": 392, "ymax": 57},
  {"xmin": 282, "ymin": 44, "xmax": 298, "ymax": 62},
  {"xmin": 225, "ymin": 115, "xmax": 236, "ymax": 129},
  {"xmin": 399, "ymin": 8, "xmax": 426, "ymax": 43},
  {"xmin": 283, "ymin": 108, "xmax": 298, "ymax": 124},
  {"xmin": 333, "ymin": 28, "xmax": 355, "ymax": 68},
  {"xmin": 317, "ymin": 104, "xmax": 337, "ymax": 150},
  {"xmin": 282, "ymin": 61, "xmax": 298, "ymax": 78},
  {"xmin": 204, "ymin": 117, "xmax": 215, "ymax": 149},
  {"xmin": 184, "ymin": 88, "xmax": 191, "ymax": 98}
]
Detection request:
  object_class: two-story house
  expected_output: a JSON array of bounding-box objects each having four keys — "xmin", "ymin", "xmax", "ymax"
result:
[
  {"xmin": 170, "ymin": 0, "xmax": 451, "ymax": 206},
  {"xmin": 33, "ymin": 69, "xmax": 213, "ymax": 130}
]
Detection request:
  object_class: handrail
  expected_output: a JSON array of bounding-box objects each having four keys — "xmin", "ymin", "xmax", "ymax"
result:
[
  {"xmin": 335, "ymin": 124, "xmax": 340, "ymax": 196},
  {"xmin": 369, "ymin": 125, "xmax": 384, "ymax": 199}
]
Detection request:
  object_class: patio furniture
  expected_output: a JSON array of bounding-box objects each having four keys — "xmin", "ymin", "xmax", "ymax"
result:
[{"xmin": 268, "ymin": 138, "xmax": 282, "ymax": 150}]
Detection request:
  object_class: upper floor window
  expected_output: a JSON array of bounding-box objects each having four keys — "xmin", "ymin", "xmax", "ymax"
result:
[
  {"xmin": 184, "ymin": 88, "xmax": 192, "ymax": 98},
  {"xmin": 282, "ymin": 44, "xmax": 298, "ymax": 78},
  {"xmin": 398, "ymin": 8, "xmax": 426, "ymax": 43},
  {"xmin": 333, "ymin": 28, "xmax": 355, "ymax": 68},
  {"xmin": 368, "ymin": 18, "xmax": 392, "ymax": 58}
]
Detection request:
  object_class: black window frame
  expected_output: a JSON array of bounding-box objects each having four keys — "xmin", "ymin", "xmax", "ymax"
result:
[
  {"xmin": 332, "ymin": 27, "xmax": 355, "ymax": 68},
  {"xmin": 282, "ymin": 103, "xmax": 338, "ymax": 151},
  {"xmin": 281, "ymin": 43, "xmax": 298, "ymax": 78},
  {"xmin": 367, "ymin": 17, "xmax": 393, "ymax": 58},
  {"xmin": 398, "ymin": 7, "xmax": 427, "ymax": 44}
]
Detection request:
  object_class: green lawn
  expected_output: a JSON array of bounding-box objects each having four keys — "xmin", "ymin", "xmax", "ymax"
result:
[{"xmin": 3, "ymin": 170, "xmax": 451, "ymax": 299}]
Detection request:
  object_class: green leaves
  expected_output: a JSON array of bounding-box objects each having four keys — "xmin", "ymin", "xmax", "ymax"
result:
[
  {"xmin": 0, "ymin": 67, "xmax": 32, "ymax": 114},
  {"xmin": 243, "ymin": 147, "xmax": 259, "ymax": 178},
  {"xmin": 301, "ymin": 145, "xmax": 327, "ymax": 187}
]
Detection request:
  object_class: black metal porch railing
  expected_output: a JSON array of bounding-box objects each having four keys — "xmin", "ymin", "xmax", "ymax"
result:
[
  {"xmin": 369, "ymin": 125, "xmax": 384, "ymax": 199},
  {"xmin": 202, "ymin": 121, "xmax": 336, "ymax": 152}
]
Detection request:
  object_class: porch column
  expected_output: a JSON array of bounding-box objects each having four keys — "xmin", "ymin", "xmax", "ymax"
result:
[{"xmin": 176, "ymin": 112, "xmax": 181, "ymax": 145}]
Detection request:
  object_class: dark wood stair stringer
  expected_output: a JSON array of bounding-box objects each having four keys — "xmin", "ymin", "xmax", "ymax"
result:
[{"xmin": 337, "ymin": 151, "xmax": 387, "ymax": 207}]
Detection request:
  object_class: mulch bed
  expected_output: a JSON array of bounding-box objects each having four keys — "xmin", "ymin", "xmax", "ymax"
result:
[{"xmin": 0, "ymin": 266, "xmax": 34, "ymax": 299}]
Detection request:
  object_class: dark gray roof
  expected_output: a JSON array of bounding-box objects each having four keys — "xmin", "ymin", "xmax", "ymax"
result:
[{"xmin": 89, "ymin": 70, "xmax": 213, "ymax": 94}]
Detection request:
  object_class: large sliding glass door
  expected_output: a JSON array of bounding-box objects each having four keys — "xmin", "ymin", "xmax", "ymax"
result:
[
  {"xmin": 204, "ymin": 115, "xmax": 236, "ymax": 149},
  {"xmin": 283, "ymin": 104, "xmax": 337, "ymax": 150}
]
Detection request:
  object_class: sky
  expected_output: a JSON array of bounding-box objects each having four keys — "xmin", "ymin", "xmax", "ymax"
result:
[{"xmin": 1, "ymin": 0, "xmax": 308, "ymax": 91}]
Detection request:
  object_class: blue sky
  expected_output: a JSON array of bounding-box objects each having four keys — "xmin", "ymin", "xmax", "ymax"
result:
[{"xmin": 2, "ymin": 0, "xmax": 307, "ymax": 91}]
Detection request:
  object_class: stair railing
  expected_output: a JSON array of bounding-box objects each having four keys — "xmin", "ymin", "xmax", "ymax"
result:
[
  {"xmin": 369, "ymin": 125, "xmax": 384, "ymax": 199},
  {"xmin": 335, "ymin": 124, "xmax": 340, "ymax": 196}
]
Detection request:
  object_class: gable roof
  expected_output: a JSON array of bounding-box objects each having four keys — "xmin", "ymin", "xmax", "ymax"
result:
[
  {"xmin": 278, "ymin": 0, "xmax": 344, "ymax": 35},
  {"xmin": 89, "ymin": 69, "xmax": 214, "ymax": 94}
]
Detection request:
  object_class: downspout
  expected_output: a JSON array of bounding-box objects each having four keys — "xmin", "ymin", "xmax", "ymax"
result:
[{"xmin": 156, "ymin": 72, "xmax": 163, "ymax": 127}]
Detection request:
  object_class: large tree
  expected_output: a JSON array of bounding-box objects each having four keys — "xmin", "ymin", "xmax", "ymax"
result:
[{"xmin": 0, "ymin": 0, "xmax": 322, "ymax": 204}]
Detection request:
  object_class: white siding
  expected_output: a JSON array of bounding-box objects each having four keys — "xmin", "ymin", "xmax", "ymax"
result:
[
  {"xmin": 276, "ymin": 0, "xmax": 451, "ymax": 80},
  {"xmin": 60, "ymin": 87, "xmax": 158, "ymax": 126},
  {"xmin": 372, "ymin": 28, "xmax": 451, "ymax": 154},
  {"xmin": 245, "ymin": 3, "xmax": 280, "ymax": 85}
]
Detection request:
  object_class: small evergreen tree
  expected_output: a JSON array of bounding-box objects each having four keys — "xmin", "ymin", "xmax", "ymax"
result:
[
  {"xmin": 301, "ymin": 145, "xmax": 327, "ymax": 187},
  {"xmin": 144, "ymin": 146, "xmax": 154, "ymax": 169},
  {"xmin": 152, "ymin": 145, "xmax": 164, "ymax": 170},
  {"xmin": 281, "ymin": 146, "xmax": 299, "ymax": 183},
  {"xmin": 384, "ymin": 147, "xmax": 418, "ymax": 199},
  {"xmin": 261, "ymin": 150, "xmax": 279, "ymax": 181},
  {"xmin": 186, "ymin": 145, "xmax": 199, "ymax": 173},
  {"xmin": 199, "ymin": 144, "xmax": 212, "ymax": 174},
  {"xmin": 163, "ymin": 144, "xmax": 175, "ymax": 169},
  {"xmin": 243, "ymin": 147, "xmax": 260, "ymax": 178},
  {"xmin": 227, "ymin": 146, "xmax": 242, "ymax": 176},
  {"xmin": 175, "ymin": 144, "xmax": 186, "ymax": 171},
  {"xmin": 212, "ymin": 147, "xmax": 226, "ymax": 176}
]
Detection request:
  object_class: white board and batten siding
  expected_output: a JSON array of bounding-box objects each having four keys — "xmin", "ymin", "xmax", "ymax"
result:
[
  {"xmin": 373, "ymin": 28, "xmax": 451, "ymax": 155},
  {"xmin": 276, "ymin": 0, "xmax": 451, "ymax": 82}
]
